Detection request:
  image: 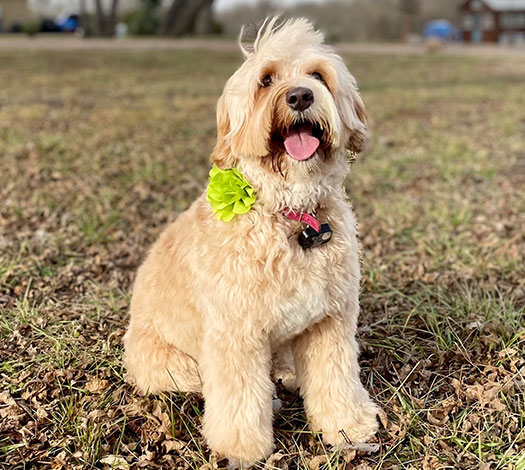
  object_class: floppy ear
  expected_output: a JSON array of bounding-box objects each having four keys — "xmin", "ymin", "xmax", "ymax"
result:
[
  {"xmin": 210, "ymin": 93, "xmax": 236, "ymax": 169},
  {"xmin": 344, "ymin": 90, "xmax": 367, "ymax": 154},
  {"xmin": 210, "ymin": 21, "xmax": 257, "ymax": 168},
  {"xmin": 212, "ymin": 17, "xmax": 285, "ymax": 167},
  {"xmin": 239, "ymin": 23, "xmax": 256, "ymax": 57},
  {"xmin": 239, "ymin": 17, "xmax": 283, "ymax": 58},
  {"xmin": 335, "ymin": 60, "xmax": 368, "ymax": 154}
]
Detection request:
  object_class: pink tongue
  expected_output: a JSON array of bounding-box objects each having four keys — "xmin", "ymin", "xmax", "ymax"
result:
[{"xmin": 284, "ymin": 127, "xmax": 320, "ymax": 161}]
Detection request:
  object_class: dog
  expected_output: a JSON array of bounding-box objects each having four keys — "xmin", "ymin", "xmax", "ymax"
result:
[{"xmin": 124, "ymin": 17, "xmax": 378, "ymax": 466}]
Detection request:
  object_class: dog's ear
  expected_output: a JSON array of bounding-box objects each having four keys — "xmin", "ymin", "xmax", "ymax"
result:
[
  {"xmin": 343, "ymin": 90, "xmax": 367, "ymax": 154},
  {"xmin": 335, "ymin": 60, "xmax": 368, "ymax": 154},
  {"xmin": 239, "ymin": 23, "xmax": 256, "ymax": 57},
  {"xmin": 239, "ymin": 17, "xmax": 284, "ymax": 58},
  {"xmin": 211, "ymin": 93, "xmax": 236, "ymax": 169}
]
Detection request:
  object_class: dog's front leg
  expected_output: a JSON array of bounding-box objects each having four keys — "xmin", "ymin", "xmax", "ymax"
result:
[
  {"xmin": 292, "ymin": 314, "xmax": 378, "ymax": 446},
  {"xmin": 200, "ymin": 328, "xmax": 274, "ymax": 466}
]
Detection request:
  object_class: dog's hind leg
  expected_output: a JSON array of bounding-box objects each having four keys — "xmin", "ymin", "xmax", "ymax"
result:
[{"xmin": 124, "ymin": 325, "xmax": 202, "ymax": 394}]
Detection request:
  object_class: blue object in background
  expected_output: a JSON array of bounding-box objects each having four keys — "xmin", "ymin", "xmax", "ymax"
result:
[
  {"xmin": 56, "ymin": 15, "xmax": 79, "ymax": 33},
  {"xmin": 423, "ymin": 20, "xmax": 460, "ymax": 42}
]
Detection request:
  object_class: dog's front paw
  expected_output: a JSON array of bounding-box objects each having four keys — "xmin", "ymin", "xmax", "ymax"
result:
[
  {"xmin": 227, "ymin": 457, "xmax": 251, "ymax": 470},
  {"xmin": 321, "ymin": 399, "xmax": 379, "ymax": 446},
  {"xmin": 205, "ymin": 423, "xmax": 274, "ymax": 469}
]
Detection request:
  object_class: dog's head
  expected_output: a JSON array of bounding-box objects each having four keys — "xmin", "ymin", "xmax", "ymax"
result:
[{"xmin": 211, "ymin": 17, "xmax": 367, "ymax": 182}]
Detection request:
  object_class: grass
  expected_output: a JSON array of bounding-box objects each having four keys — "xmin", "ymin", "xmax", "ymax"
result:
[{"xmin": 0, "ymin": 47, "xmax": 524, "ymax": 469}]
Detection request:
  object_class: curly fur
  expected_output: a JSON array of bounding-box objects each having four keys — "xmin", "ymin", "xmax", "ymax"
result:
[{"xmin": 124, "ymin": 17, "xmax": 378, "ymax": 466}]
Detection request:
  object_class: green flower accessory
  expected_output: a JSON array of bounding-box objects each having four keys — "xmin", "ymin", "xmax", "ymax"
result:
[{"xmin": 206, "ymin": 164, "xmax": 256, "ymax": 222}]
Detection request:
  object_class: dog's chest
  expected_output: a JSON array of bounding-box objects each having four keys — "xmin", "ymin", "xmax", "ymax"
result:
[
  {"xmin": 268, "ymin": 237, "xmax": 352, "ymax": 344},
  {"xmin": 271, "ymin": 275, "xmax": 331, "ymax": 344}
]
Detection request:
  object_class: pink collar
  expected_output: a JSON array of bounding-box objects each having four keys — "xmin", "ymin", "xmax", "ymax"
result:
[{"xmin": 282, "ymin": 207, "xmax": 320, "ymax": 232}]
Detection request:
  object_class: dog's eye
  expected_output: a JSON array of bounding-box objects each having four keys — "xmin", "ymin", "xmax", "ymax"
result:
[
  {"xmin": 261, "ymin": 74, "xmax": 273, "ymax": 87},
  {"xmin": 311, "ymin": 72, "xmax": 324, "ymax": 82}
]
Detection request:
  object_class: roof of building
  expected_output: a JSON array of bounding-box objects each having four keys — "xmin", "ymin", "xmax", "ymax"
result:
[{"xmin": 482, "ymin": 0, "xmax": 525, "ymax": 10}]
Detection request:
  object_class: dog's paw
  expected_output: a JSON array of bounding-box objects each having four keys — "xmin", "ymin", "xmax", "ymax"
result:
[
  {"xmin": 206, "ymin": 425, "xmax": 274, "ymax": 470},
  {"xmin": 227, "ymin": 457, "xmax": 250, "ymax": 470},
  {"xmin": 321, "ymin": 400, "xmax": 379, "ymax": 446}
]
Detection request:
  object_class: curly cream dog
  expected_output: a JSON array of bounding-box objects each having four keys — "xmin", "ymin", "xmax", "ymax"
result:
[{"xmin": 124, "ymin": 17, "xmax": 378, "ymax": 466}]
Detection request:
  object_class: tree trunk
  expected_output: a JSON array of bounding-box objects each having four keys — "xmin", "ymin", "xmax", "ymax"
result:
[
  {"xmin": 95, "ymin": 0, "xmax": 106, "ymax": 36},
  {"xmin": 159, "ymin": 0, "xmax": 187, "ymax": 36},
  {"xmin": 95, "ymin": 0, "xmax": 119, "ymax": 37},
  {"xmin": 160, "ymin": 0, "xmax": 215, "ymax": 37},
  {"xmin": 195, "ymin": 0, "xmax": 214, "ymax": 35},
  {"xmin": 79, "ymin": 0, "xmax": 88, "ymax": 35},
  {"xmin": 401, "ymin": 11, "xmax": 411, "ymax": 41},
  {"xmin": 399, "ymin": 0, "xmax": 419, "ymax": 41},
  {"xmin": 108, "ymin": 0, "xmax": 119, "ymax": 36}
]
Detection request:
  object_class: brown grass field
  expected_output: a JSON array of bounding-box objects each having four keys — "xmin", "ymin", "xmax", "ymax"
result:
[{"xmin": 0, "ymin": 47, "xmax": 524, "ymax": 469}]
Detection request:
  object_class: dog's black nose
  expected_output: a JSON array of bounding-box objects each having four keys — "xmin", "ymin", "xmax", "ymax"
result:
[{"xmin": 286, "ymin": 87, "xmax": 314, "ymax": 111}]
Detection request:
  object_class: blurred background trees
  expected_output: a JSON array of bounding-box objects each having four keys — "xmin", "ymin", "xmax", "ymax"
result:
[
  {"xmin": 218, "ymin": 0, "xmax": 461, "ymax": 42},
  {"xmin": 159, "ymin": 0, "xmax": 215, "ymax": 37},
  {"xmin": 126, "ymin": 0, "xmax": 160, "ymax": 35},
  {"xmin": 111, "ymin": 0, "xmax": 216, "ymax": 36},
  {"xmin": 20, "ymin": 0, "xmax": 216, "ymax": 37},
  {"xmin": 94, "ymin": 0, "xmax": 119, "ymax": 36},
  {"xmin": 11, "ymin": 0, "xmax": 462, "ymax": 40},
  {"xmin": 399, "ymin": 0, "xmax": 420, "ymax": 40}
]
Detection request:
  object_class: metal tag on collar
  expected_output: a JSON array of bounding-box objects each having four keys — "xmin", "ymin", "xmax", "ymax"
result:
[{"xmin": 298, "ymin": 223, "xmax": 333, "ymax": 250}]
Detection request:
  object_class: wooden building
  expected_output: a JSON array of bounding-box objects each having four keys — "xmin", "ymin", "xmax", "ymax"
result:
[{"xmin": 460, "ymin": 0, "xmax": 525, "ymax": 43}]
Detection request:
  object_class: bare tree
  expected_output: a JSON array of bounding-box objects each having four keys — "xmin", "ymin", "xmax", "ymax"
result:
[
  {"xmin": 218, "ymin": 0, "xmax": 401, "ymax": 41},
  {"xmin": 159, "ymin": 0, "xmax": 215, "ymax": 37},
  {"xmin": 399, "ymin": 0, "xmax": 420, "ymax": 40},
  {"xmin": 95, "ymin": 0, "xmax": 119, "ymax": 36},
  {"xmin": 195, "ymin": 0, "xmax": 214, "ymax": 35},
  {"xmin": 159, "ymin": 0, "xmax": 185, "ymax": 36}
]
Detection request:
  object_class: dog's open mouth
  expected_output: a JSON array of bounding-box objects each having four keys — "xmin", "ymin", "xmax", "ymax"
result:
[{"xmin": 278, "ymin": 122, "xmax": 324, "ymax": 161}]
